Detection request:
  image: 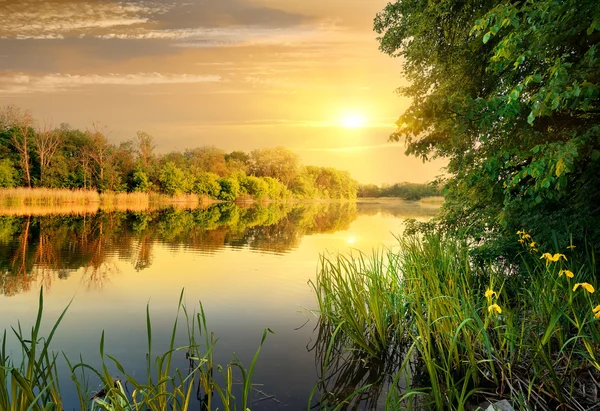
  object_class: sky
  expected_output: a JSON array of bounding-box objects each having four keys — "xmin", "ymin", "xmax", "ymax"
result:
[{"xmin": 0, "ymin": 0, "xmax": 446, "ymax": 185}]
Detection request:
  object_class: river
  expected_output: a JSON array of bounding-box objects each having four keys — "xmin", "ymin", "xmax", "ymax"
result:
[{"xmin": 0, "ymin": 199, "xmax": 440, "ymax": 410}]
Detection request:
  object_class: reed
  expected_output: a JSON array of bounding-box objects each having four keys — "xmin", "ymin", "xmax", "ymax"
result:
[
  {"xmin": 0, "ymin": 288, "xmax": 270, "ymax": 411},
  {"xmin": 312, "ymin": 231, "xmax": 600, "ymax": 409},
  {"xmin": 0, "ymin": 188, "xmax": 100, "ymax": 207}
]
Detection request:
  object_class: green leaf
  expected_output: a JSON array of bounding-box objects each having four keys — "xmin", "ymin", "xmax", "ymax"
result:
[{"xmin": 483, "ymin": 32, "xmax": 491, "ymax": 44}]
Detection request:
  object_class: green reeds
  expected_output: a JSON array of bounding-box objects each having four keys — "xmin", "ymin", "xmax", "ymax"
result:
[
  {"xmin": 0, "ymin": 288, "xmax": 71, "ymax": 411},
  {"xmin": 312, "ymin": 231, "xmax": 600, "ymax": 409},
  {"xmin": 0, "ymin": 288, "xmax": 270, "ymax": 411},
  {"xmin": 310, "ymin": 249, "xmax": 408, "ymax": 357}
]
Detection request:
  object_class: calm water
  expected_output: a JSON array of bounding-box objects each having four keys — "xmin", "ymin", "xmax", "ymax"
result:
[{"xmin": 0, "ymin": 199, "xmax": 439, "ymax": 410}]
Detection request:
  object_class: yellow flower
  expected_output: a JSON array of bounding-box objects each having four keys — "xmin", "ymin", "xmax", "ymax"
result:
[
  {"xmin": 573, "ymin": 283, "xmax": 595, "ymax": 293},
  {"xmin": 540, "ymin": 253, "xmax": 567, "ymax": 265},
  {"xmin": 523, "ymin": 234, "xmax": 531, "ymax": 240},
  {"xmin": 485, "ymin": 289, "xmax": 497, "ymax": 299},
  {"xmin": 554, "ymin": 253, "xmax": 567, "ymax": 261},
  {"xmin": 488, "ymin": 304, "xmax": 502, "ymax": 314},
  {"xmin": 593, "ymin": 305, "xmax": 600, "ymax": 319},
  {"xmin": 567, "ymin": 245, "xmax": 576, "ymax": 250},
  {"xmin": 516, "ymin": 230, "xmax": 523, "ymax": 235},
  {"xmin": 559, "ymin": 269, "xmax": 574, "ymax": 278},
  {"xmin": 529, "ymin": 241, "xmax": 537, "ymax": 248}
]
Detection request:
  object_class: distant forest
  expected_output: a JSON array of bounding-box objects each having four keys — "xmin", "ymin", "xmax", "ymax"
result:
[
  {"xmin": 358, "ymin": 182, "xmax": 442, "ymax": 200},
  {"xmin": 0, "ymin": 106, "xmax": 360, "ymax": 201}
]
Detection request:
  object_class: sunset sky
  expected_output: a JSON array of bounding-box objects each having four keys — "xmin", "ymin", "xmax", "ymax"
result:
[{"xmin": 0, "ymin": 0, "xmax": 446, "ymax": 184}]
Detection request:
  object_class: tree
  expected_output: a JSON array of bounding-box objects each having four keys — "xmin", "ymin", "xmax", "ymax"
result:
[
  {"xmin": 0, "ymin": 159, "xmax": 16, "ymax": 188},
  {"xmin": 225, "ymin": 151, "xmax": 251, "ymax": 174},
  {"xmin": 86, "ymin": 123, "xmax": 112, "ymax": 191},
  {"xmin": 159, "ymin": 161, "xmax": 189, "ymax": 196},
  {"xmin": 249, "ymin": 147, "xmax": 299, "ymax": 186},
  {"xmin": 136, "ymin": 131, "xmax": 155, "ymax": 170},
  {"xmin": 218, "ymin": 176, "xmax": 240, "ymax": 201},
  {"xmin": 184, "ymin": 146, "xmax": 228, "ymax": 176},
  {"xmin": 133, "ymin": 169, "xmax": 152, "ymax": 192},
  {"xmin": 375, "ymin": 0, "xmax": 600, "ymax": 258},
  {"xmin": 193, "ymin": 172, "xmax": 221, "ymax": 198},
  {"xmin": 33, "ymin": 121, "xmax": 62, "ymax": 187},
  {"xmin": 2, "ymin": 106, "xmax": 34, "ymax": 187}
]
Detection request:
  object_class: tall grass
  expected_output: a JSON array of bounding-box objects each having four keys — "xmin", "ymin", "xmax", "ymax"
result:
[
  {"xmin": 0, "ymin": 288, "xmax": 270, "ymax": 411},
  {"xmin": 0, "ymin": 188, "xmax": 100, "ymax": 207},
  {"xmin": 312, "ymin": 231, "xmax": 600, "ymax": 409},
  {"xmin": 0, "ymin": 189, "xmax": 220, "ymax": 215}
]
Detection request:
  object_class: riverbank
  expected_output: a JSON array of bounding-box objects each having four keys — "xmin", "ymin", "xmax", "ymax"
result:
[
  {"xmin": 0, "ymin": 187, "xmax": 219, "ymax": 215},
  {"xmin": 313, "ymin": 230, "xmax": 599, "ymax": 409}
]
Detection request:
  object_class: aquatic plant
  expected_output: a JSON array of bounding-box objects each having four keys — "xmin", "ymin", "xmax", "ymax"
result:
[
  {"xmin": 0, "ymin": 288, "xmax": 270, "ymax": 411},
  {"xmin": 312, "ymin": 230, "xmax": 600, "ymax": 409}
]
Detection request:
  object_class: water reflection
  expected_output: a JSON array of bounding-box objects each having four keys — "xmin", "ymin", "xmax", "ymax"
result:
[
  {"xmin": 0, "ymin": 202, "xmax": 360, "ymax": 296},
  {"xmin": 308, "ymin": 321, "xmax": 432, "ymax": 410}
]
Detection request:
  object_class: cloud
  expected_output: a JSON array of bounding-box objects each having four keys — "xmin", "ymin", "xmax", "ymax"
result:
[
  {"xmin": 0, "ymin": 1, "xmax": 170, "ymax": 39},
  {"xmin": 0, "ymin": 72, "xmax": 221, "ymax": 94},
  {"xmin": 0, "ymin": 0, "xmax": 323, "ymax": 44},
  {"xmin": 96, "ymin": 24, "xmax": 357, "ymax": 48}
]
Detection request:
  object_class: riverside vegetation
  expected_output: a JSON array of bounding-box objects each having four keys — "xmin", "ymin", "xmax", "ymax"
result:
[
  {"xmin": 0, "ymin": 288, "xmax": 271, "ymax": 411},
  {"xmin": 0, "ymin": 109, "xmax": 360, "ymax": 202},
  {"xmin": 305, "ymin": 0, "xmax": 600, "ymax": 409},
  {"xmin": 312, "ymin": 231, "xmax": 600, "ymax": 409}
]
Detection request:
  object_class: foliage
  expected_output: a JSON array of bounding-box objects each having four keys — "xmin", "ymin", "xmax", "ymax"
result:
[
  {"xmin": 305, "ymin": 166, "xmax": 359, "ymax": 199},
  {"xmin": 313, "ymin": 230, "xmax": 600, "ymax": 408},
  {"xmin": 249, "ymin": 146, "xmax": 299, "ymax": 186},
  {"xmin": 375, "ymin": 0, "xmax": 600, "ymax": 261},
  {"xmin": 193, "ymin": 172, "xmax": 221, "ymax": 198},
  {"xmin": 0, "ymin": 106, "xmax": 359, "ymax": 200},
  {"xmin": 239, "ymin": 175, "xmax": 269, "ymax": 200},
  {"xmin": 132, "ymin": 169, "xmax": 152, "ymax": 193},
  {"xmin": 0, "ymin": 159, "xmax": 16, "ymax": 188},
  {"xmin": 159, "ymin": 162, "xmax": 190, "ymax": 196},
  {"xmin": 217, "ymin": 176, "xmax": 240, "ymax": 201},
  {"xmin": 358, "ymin": 182, "xmax": 441, "ymax": 200}
]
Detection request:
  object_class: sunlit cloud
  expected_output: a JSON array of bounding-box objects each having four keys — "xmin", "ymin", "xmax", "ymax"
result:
[
  {"xmin": 0, "ymin": 1, "xmax": 170, "ymax": 39},
  {"xmin": 0, "ymin": 72, "xmax": 221, "ymax": 94},
  {"xmin": 99, "ymin": 24, "xmax": 360, "ymax": 48},
  {"xmin": 0, "ymin": 1, "xmax": 354, "ymax": 49}
]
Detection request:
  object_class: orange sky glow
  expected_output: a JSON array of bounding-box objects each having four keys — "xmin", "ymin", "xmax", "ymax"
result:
[{"xmin": 0, "ymin": 0, "xmax": 446, "ymax": 184}]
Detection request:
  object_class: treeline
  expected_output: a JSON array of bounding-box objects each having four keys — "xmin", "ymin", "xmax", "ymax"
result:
[
  {"xmin": 357, "ymin": 182, "xmax": 442, "ymax": 200},
  {"xmin": 0, "ymin": 106, "xmax": 358, "ymax": 201}
]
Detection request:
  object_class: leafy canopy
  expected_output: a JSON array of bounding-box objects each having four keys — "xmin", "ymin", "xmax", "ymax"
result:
[{"xmin": 375, "ymin": 0, "xmax": 600, "ymax": 258}]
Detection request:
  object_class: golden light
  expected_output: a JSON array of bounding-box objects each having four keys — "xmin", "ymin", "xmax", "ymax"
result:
[
  {"xmin": 346, "ymin": 235, "xmax": 357, "ymax": 245},
  {"xmin": 340, "ymin": 113, "xmax": 366, "ymax": 129}
]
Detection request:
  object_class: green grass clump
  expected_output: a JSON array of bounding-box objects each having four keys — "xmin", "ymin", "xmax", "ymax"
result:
[
  {"xmin": 0, "ymin": 289, "xmax": 271, "ymax": 411},
  {"xmin": 312, "ymin": 231, "xmax": 600, "ymax": 409}
]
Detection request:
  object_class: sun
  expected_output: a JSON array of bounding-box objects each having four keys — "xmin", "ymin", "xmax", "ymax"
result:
[{"xmin": 340, "ymin": 113, "xmax": 366, "ymax": 129}]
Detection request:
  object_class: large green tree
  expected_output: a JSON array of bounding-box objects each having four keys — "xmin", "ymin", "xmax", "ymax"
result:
[{"xmin": 375, "ymin": 0, "xmax": 600, "ymax": 258}]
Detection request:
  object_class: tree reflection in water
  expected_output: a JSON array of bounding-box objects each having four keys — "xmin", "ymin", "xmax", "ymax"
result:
[{"xmin": 0, "ymin": 202, "xmax": 358, "ymax": 296}]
